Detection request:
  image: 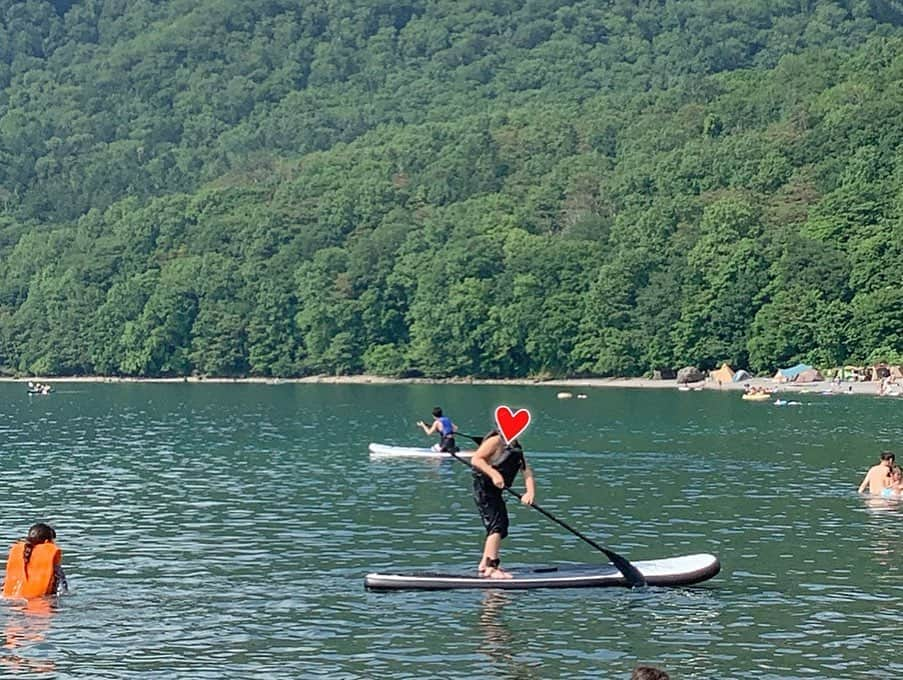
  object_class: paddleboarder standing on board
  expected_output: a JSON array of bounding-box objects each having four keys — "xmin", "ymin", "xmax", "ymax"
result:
[
  {"xmin": 417, "ymin": 407, "xmax": 458, "ymax": 453},
  {"xmin": 470, "ymin": 431, "xmax": 535, "ymax": 579}
]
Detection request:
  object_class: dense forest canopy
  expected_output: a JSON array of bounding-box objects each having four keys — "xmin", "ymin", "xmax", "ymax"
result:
[{"xmin": 0, "ymin": 0, "xmax": 901, "ymax": 378}]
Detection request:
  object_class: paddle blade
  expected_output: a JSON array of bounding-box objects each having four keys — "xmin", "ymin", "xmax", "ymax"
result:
[
  {"xmin": 513, "ymin": 493, "xmax": 647, "ymax": 588},
  {"xmin": 450, "ymin": 440, "xmax": 646, "ymax": 588},
  {"xmin": 603, "ymin": 551, "xmax": 647, "ymax": 588}
]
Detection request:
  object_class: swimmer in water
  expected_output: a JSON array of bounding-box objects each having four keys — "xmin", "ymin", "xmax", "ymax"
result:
[{"xmin": 3, "ymin": 523, "xmax": 68, "ymax": 598}]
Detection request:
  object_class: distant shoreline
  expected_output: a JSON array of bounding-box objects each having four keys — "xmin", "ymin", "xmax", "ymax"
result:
[{"xmin": 1, "ymin": 374, "xmax": 888, "ymax": 396}]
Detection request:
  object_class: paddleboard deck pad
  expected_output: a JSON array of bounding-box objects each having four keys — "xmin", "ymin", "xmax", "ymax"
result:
[
  {"xmin": 369, "ymin": 443, "xmax": 476, "ymax": 459},
  {"xmin": 365, "ymin": 553, "xmax": 720, "ymax": 590}
]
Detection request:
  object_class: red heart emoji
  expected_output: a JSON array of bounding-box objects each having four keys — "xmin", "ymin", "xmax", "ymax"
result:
[{"xmin": 494, "ymin": 405, "xmax": 531, "ymax": 443}]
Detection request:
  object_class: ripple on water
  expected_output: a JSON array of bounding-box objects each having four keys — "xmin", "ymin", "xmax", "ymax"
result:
[{"xmin": 0, "ymin": 384, "xmax": 900, "ymax": 677}]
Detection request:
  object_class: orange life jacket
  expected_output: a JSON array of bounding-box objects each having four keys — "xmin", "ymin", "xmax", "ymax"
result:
[{"xmin": 2, "ymin": 542, "xmax": 61, "ymax": 599}]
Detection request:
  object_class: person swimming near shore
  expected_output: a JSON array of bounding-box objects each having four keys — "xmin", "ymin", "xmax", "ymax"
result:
[
  {"xmin": 27, "ymin": 382, "xmax": 52, "ymax": 395},
  {"xmin": 880, "ymin": 466, "xmax": 903, "ymax": 498},
  {"xmin": 3, "ymin": 523, "xmax": 68, "ymax": 599},
  {"xmin": 858, "ymin": 451, "xmax": 896, "ymax": 495}
]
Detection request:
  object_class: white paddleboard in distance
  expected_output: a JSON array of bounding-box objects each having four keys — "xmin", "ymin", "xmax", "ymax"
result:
[
  {"xmin": 368, "ymin": 443, "xmax": 476, "ymax": 459},
  {"xmin": 365, "ymin": 553, "xmax": 720, "ymax": 590}
]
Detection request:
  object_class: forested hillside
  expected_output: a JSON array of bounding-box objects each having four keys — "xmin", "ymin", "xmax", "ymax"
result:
[{"xmin": 1, "ymin": 0, "xmax": 901, "ymax": 378}]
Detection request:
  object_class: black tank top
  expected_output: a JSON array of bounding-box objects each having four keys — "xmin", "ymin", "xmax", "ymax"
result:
[
  {"xmin": 475, "ymin": 433, "xmax": 525, "ymax": 488},
  {"xmin": 495, "ymin": 445, "xmax": 525, "ymax": 488}
]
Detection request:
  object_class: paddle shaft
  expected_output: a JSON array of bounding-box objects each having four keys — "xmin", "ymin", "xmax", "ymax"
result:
[
  {"xmin": 446, "ymin": 443, "xmax": 647, "ymax": 588},
  {"xmin": 502, "ymin": 486, "xmax": 645, "ymax": 586}
]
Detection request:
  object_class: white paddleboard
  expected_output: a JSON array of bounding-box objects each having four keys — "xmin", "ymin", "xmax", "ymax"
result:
[
  {"xmin": 368, "ymin": 443, "xmax": 476, "ymax": 459},
  {"xmin": 365, "ymin": 553, "xmax": 720, "ymax": 590}
]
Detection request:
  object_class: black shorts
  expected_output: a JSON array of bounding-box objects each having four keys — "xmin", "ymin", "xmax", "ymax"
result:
[
  {"xmin": 439, "ymin": 436, "xmax": 457, "ymax": 453},
  {"xmin": 473, "ymin": 474, "xmax": 508, "ymax": 539}
]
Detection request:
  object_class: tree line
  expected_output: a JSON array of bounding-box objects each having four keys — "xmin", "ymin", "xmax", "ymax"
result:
[{"xmin": 0, "ymin": 0, "xmax": 901, "ymax": 378}]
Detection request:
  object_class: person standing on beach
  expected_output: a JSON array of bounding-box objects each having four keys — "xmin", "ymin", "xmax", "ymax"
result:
[
  {"xmin": 470, "ymin": 431, "xmax": 535, "ymax": 579},
  {"xmin": 858, "ymin": 451, "xmax": 896, "ymax": 494},
  {"xmin": 417, "ymin": 406, "xmax": 458, "ymax": 452}
]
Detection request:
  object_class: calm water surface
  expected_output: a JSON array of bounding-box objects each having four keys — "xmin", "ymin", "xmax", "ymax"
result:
[{"xmin": 1, "ymin": 382, "xmax": 901, "ymax": 678}]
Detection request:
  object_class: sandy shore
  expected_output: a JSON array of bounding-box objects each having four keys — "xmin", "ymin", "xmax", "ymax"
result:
[{"xmin": 2, "ymin": 374, "xmax": 890, "ymax": 396}]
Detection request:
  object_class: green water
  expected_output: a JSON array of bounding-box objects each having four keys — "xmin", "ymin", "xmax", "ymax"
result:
[{"xmin": 1, "ymin": 382, "xmax": 901, "ymax": 678}]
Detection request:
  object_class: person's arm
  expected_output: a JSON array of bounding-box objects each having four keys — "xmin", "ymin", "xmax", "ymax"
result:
[
  {"xmin": 471, "ymin": 435, "xmax": 505, "ymax": 488},
  {"xmin": 416, "ymin": 420, "xmax": 438, "ymax": 436},
  {"xmin": 520, "ymin": 461, "xmax": 535, "ymax": 505},
  {"xmin": 858, "ymin": 470, "xmax": 871, "ymax": 493},
  {"xmin": 53, "ymin": 565, "xmax": 68, "ymax": 595}
]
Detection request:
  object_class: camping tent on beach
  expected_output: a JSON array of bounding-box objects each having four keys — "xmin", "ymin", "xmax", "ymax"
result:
[
  {"xmin": 794, "ymin": 368, "xmax": 824, "ymax": 383},
  {"xmin": 710, "ymin": 363, "xmax": 734, "ymax": 383},
  {"xmin": 773, "ymin": 363, "xmax": 813, "ymax": 382}
]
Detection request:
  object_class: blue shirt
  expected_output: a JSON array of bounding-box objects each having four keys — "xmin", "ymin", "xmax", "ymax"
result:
[{"xmin": 437, "ymin": 416, "xmax": 454, "ymax": 437}]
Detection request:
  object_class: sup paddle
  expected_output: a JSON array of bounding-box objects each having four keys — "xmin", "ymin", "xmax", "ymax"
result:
[
  {"xmin": 500, "ymin": 485, "xmax": 647, "ymax": 588},
  {"xmin": 446, "ymin": 435, "xmax": 647, "ymax": 588}
]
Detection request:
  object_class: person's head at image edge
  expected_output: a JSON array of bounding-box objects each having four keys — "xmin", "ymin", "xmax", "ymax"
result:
[{"xmin": 631, "ymin": 665, "xmax": 670, "ymax": 680}]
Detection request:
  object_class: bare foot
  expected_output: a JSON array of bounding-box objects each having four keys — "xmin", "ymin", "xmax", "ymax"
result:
[{"xmin": 483, "ymin": 566, "xmax": 513, "ymax": 579}]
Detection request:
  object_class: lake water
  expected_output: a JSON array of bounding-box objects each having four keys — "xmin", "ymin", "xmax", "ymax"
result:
[{"xmin": 1, "ymin": 382, "xmax": 901, "ymax": 678}]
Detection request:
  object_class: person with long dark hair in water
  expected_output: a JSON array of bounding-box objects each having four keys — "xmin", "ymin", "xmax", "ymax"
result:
[{"xmin": 3, "ymin": 523, "xmax": 67, "ymax": 599}]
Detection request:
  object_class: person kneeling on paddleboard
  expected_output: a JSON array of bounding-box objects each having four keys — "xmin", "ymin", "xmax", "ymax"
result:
[
  {"xmin": 417, "ymin": 406, "xmax": 458, "ymax": 453},
  {"xmin": 471, "ymin": 431, "xmax": 535, "ymax": 579},
  {"xmin": 3, "ymin": 523, "xmax": 68, "ymax": 599}
]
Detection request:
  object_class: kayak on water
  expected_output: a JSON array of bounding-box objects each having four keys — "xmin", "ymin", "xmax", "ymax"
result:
[
  {"xmin": 364, "ymin": 553, "xmax": 720, "ymax": 591},
  {"xmin": 368, "ymin": 443, "xmax": 477, "ymax": 459}
]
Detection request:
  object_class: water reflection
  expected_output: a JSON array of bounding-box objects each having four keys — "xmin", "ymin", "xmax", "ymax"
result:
[
  {"xmin": 859, "ymin": 494, "xmax": 903, "ymax": 514},
  {"xmin": 1, "ymin": 597, "xmax": 59, "ymax": 674},
  {"xmin": 858, "ymin": 495, "xmax": 903, "ymax": 571},
  {"xmin": 3, "ymin": 383, "xmax": 903, "ymax": 677},
  {"xmin": 478, "ymin": 591, "xmax": 540, "ymax": 680}
]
